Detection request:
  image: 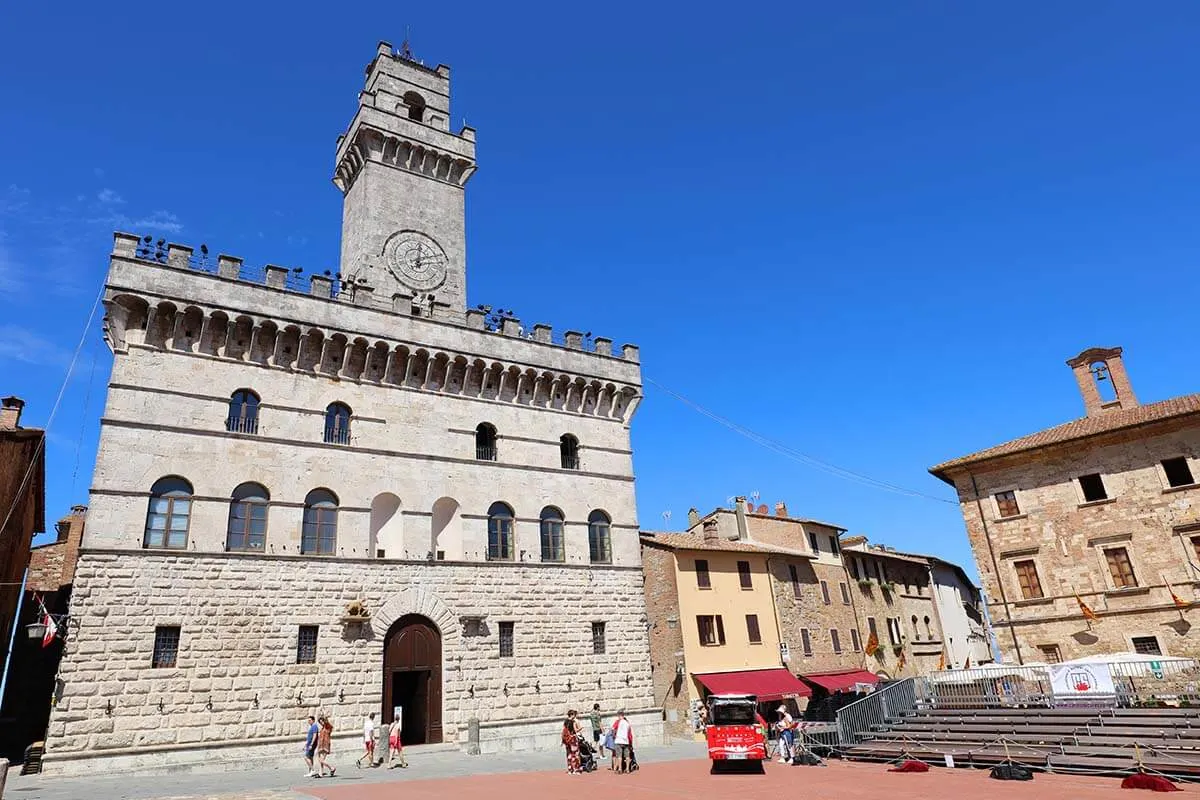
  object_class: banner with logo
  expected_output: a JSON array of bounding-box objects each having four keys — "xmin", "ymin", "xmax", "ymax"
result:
[{"xmin": 1049, "ymin": 662, "xmax": 1115, "ymax": 698}]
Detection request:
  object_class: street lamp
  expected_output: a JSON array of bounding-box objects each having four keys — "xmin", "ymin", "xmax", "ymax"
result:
[{"xmin": 26, "ymin": 621, "xmax": 46, "ymax": 641}]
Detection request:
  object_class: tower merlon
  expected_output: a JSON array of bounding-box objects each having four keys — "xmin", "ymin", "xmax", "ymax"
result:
[{"xmin": 106, "ymin": 232, "xmax": 642, "ymax": 364}]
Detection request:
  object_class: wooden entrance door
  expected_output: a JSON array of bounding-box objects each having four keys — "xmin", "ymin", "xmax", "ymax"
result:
[{"xmin": 382, "ymin": 614, "xmax": 443, "ymax": 745}]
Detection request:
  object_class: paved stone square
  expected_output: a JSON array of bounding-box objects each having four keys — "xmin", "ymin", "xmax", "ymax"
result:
[{"xmin": 10, "ymin": 741, "xmax": 1192, "ymax": 800}]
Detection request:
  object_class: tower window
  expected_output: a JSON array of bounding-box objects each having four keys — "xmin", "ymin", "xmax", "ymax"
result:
[
  {"xmin": 226, "ymin": 389, "xmax": 260, "ymax": 434},
  {"xmin": 403, "ymin": 91, "xmax": 426, "ymax": 122},
  {"xmin": 1079, "ymin": 473, "xmax": 1108, "ymax": 502},
  {"xmin": 475, "ymin": 423, "xmax": 498, "ymax": 461},
  {"xmin": 324, "ymin": 402, "xmax": 352, "ymax": 445},
  {"xmin": 560, "ymin": 434, "xmax": 580, "ymax": 470},
  {"xmin": 1163, "ymin": 457, "xmax": 1196, "ymax": 488}
]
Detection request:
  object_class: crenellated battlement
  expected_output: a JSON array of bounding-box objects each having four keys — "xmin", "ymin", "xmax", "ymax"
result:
[{"xmin": 110, "ymin": 232, "xmax": 640, "ymax": 364}]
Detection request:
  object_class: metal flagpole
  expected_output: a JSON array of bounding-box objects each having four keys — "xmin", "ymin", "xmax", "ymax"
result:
[{"xmin": 0, "ymin": 567, "xmax": 29, "ymax": 712}]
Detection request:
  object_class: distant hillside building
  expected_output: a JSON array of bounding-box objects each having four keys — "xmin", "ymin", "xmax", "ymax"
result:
[
  {"xmin": 932, "ymin": 347, "xmax": 1200, "ymax": 664},
  {"xmin": 46, "ymin": 42, "xmax": 658, "ymax": 773}
]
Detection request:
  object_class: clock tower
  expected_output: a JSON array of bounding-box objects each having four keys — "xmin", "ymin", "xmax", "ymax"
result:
[{"xmin": 333, "ymin": 41, "xmax": 477, "ymax": 317}]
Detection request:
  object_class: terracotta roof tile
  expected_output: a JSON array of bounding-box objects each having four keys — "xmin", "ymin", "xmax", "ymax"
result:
[
  {"xmin": 639, "ymin": 532, "xmax": 810, "ymax": 556},
  {"xmin": 930, "ymin": 393, "xmax": 1200, "ymax": 481}
]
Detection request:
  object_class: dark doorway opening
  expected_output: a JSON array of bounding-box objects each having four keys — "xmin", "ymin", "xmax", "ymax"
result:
[{"xmin": 382, "ymin": 614, "xmax": 442, "ymax": 745}]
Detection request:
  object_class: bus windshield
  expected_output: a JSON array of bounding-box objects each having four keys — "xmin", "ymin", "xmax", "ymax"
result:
[{"xmin": 710, "ymin": 702, "xmax": 756, "ymax": 726}]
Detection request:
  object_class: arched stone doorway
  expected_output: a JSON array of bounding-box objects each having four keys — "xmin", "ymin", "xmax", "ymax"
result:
[{"xmin": 382, "ymin": 614, "xmax": 442, "ymax": 745}]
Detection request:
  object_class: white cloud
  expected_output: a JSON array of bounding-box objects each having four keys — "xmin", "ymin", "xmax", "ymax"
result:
[
  {"xmin": 87, "ymin": 208, "xmax": 184, "ymax": 235},
  {"xmin": 0, "ymin": 325, "xmax": 71, "ymax": 367},
  {"xmin": 97, "ymin": 188, "xmax": 124, "ymax": 205}
]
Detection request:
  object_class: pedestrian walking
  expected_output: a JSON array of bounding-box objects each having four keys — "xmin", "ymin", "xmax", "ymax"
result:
[
  {"xmin": 588, "ymin": 703, "xmax": 604, "ymax": 756},
  {"xmin": 316, "ymin": 714, "xmax": 337, "ymax": 777},
  {"xmin": 562, "ymin": 709, "xmax": 584, "ymax": 774},
  {"xmin": 388, "ymin": 716, "xmax": 408, "ymax": 768},
  {"xmin": 603, "ymin": 725, "xmax": 617, "ymax": 770},
  {"xmin": 303, "ymin": 715, "xmax": 319, "ymax": 777},
  {"xmin": 610, "ymin": 709, "xmax": 633, "ymax": 774},
  {"xmin": 356, "ymin": 712, "xmax": 377, "ymax": 768}
]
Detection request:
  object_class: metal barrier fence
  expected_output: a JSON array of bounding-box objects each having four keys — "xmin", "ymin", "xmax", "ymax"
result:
[
  {"xmin": 915, "ymin": 658, "xmax": 1200, "ymax": 710},
  {"xmin": 835, "ymin": 678, "xmax": 917, "ymax": 746}
]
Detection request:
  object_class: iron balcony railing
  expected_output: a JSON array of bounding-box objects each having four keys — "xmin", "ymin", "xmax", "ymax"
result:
[
  {"xmin": 225, "ymin": 416, "xmax": 259, "ymax": 435},
  {"xmin": 476, "ymin": 445, "xmax": 497, "ymax": 461}
]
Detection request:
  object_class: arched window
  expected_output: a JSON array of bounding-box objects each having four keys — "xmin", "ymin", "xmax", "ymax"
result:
[
  {"xmin": 911, "ymin": 615, "xmax": 920, "ymax": 641},
  {"xmin": 227, "ymin": 389, "xmax": 260, "ymax": 434},
  {"xmin": 144, "ymin": 476, "xmax": 193, "ymax": 549},
  {"xmin": 403, "ymin": 91, "xmax": 426, "ymax": 122},
  {"xmin": 324, "ymin": 402, "xmax": 352, "ymax": 445},
  {"xmin": 227, "ymin": 482, "xmax": 269, "ymax": 551},
  {"xmin": 302, "ymin": 489, "xmax": 339, "ymax": 555},
  {"xmin": 475, "ymin": 423, "xmax": 497, "ymax": 461},
  {"xmin": 588, "ymin": 510, "xmax": 612, "ymax": 564},
  {"xmin": 924, "ymin": 616, "xmax": 932, "ymax": 639},
  {"xmin": 560, "ymin": 434, "xmax": 580, "ymax": 470},
  {"xmin": 540, "ymin": 506, "xmax": 565, "ymax": 562},
  {"xmin": 487, "ymin": 501, "xmax": 514, "ymax": 561}
]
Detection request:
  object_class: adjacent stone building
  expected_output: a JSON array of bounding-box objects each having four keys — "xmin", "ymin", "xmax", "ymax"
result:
[
  {"xmin": 931, "ymin": 347, "xmax": 1200, "ymax": 664},
  {"xmin": 642, "ymin": 500, "xmax": 987, "ymax": 733},
  {"xmin": 0, "ymin": 396, "xmax": 46, "ymax": 759},
  {"xmin": 45, "ymin": 42, "xmax": 659, "ymax": 774}
]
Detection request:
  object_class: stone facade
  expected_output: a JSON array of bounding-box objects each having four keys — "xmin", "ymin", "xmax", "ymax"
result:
[
  {"xmin": 932, "ymin": 347, "xmax": 1200, "ymax": 664},
  {"xmin": 28, "ymin": 505, "xmax": 87, "ymax": 594},
  {"xmin": 47, "ymin": 41, "xmax": 660, "ymax": 774}
]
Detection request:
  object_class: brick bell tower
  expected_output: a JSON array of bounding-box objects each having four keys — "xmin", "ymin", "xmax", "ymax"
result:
[
  {"xmin": 1066, "ymin": 346, "xmax": 1139, "ymax": 417},
  {"xmin": 333, "ymin": 41, "xmax": 477, "ymax": 318}
]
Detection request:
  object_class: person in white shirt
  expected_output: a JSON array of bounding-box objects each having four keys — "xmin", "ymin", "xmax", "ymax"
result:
[
  {"xmin": 775, "ymin": 705, "xmax": 795, "ymax": 763},
  {"xmin": 356, "ymin": 712, "xmax": 377, "ymax": 768},
  {"xmin": 610, "ymin": 710, "xmax": 634, "ymax": 774}
]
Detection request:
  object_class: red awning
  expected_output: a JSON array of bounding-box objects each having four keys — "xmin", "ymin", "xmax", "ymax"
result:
[
  {"xmin": 801, "ymin": 669, "xmax": 880, "ymax": 694},
  {"xmin": 694, "ymin": 668, "xmax": 812, "ymax": 700}
]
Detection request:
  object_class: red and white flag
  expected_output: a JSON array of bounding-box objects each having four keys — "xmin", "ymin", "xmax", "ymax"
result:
[{"xmin": 37, "ymin": 595, "xmax": 57, "ymax": 648}]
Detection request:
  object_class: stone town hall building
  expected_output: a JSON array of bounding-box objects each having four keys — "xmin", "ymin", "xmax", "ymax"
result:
[{"xmin": 45, "ymin": 42, "xmax": 659, "ymax": 773}]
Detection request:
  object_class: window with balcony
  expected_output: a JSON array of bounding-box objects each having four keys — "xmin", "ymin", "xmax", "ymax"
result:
[
  {"xmin": 226, "ymin": 389, "xmax": 260, "ymax": 434},
  {"xmin": 560, "ymin": 434, "xmax": 580, "ymax": 470},
  {"xmin": 323, "ymin": 402, "xmax": 351, "ymax": 444},
  {"xmin": 475, "ymin": 422, "xmax": 498, "ymax": 461}
]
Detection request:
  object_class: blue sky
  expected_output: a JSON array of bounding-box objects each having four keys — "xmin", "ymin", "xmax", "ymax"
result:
[{"xmin": 3, "ymin": 3, "xmax": 1199, "ymax": 573}]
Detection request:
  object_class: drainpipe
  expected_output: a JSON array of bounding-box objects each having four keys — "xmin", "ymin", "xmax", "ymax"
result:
[{"xmin": 969, "ymin": 472, "xmax": 1024, "ymax": 665}]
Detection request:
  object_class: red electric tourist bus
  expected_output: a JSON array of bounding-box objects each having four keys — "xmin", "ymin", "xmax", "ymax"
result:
[{"xmin": 705, "ymin": 693, "xmax": 767, "ymax": 771}]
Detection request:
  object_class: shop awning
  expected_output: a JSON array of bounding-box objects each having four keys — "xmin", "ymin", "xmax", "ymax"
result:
[
  {"xmin": 694, "ymin": 668, "xmax": 812, "ymax": 700},
  {"xmin": 801, "ymin": 669, "xmax": 880, "ymax": 694}
]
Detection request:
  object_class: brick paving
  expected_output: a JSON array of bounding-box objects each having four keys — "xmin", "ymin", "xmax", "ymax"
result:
[{"xmin": 300, "ymin": 760, "xmax": 1193, "ymax": 800}]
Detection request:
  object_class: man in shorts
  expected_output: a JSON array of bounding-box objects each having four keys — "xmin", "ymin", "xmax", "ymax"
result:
[
  {"xmin": 303, "ymin": 715, "xmax": 319, "ymax": 777},
  {"xmin": 356, "ymin": 712, "xmax": 377, "ymax": 768},
  {"xmin": 588, "ymin": 703, "xmax": 604, "ymax": 756}
]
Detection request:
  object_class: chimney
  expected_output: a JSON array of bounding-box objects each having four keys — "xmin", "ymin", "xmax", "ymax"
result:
[
  {"xmin": 733, "ymin": 497, "xmax": 749, "ymax": 541},
  {"xmin": 687, "ymin": 508, "xmax": 700, "ymax": 527},
  {"xmin": 774, "ymin": 502, "xmax": 788, "ymax": 518},
  {"xmin": 702, "ymin": 518, "xmax": 720, "ymax": 544},
  {"xmin": 0, "ymin": 396, "xmax": 25, "ymax": 430},
  {"xmin": 1066, "ymin": 347, "xmax": 1138, "ymax": 417}
]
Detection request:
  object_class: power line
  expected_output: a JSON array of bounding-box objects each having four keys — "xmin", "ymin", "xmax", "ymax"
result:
[
  {"xmin": 0, "ymin": 281, "xmax": 106, "ymax": 542},
  {"xmin": 644, "ymin": 376, "xmax": 956, "ymax": 505}
]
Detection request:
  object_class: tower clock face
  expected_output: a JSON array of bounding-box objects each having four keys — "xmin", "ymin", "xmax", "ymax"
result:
[{"xmin": 382, "ymin": 231, "xmax": 448, "ymax": 292}]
